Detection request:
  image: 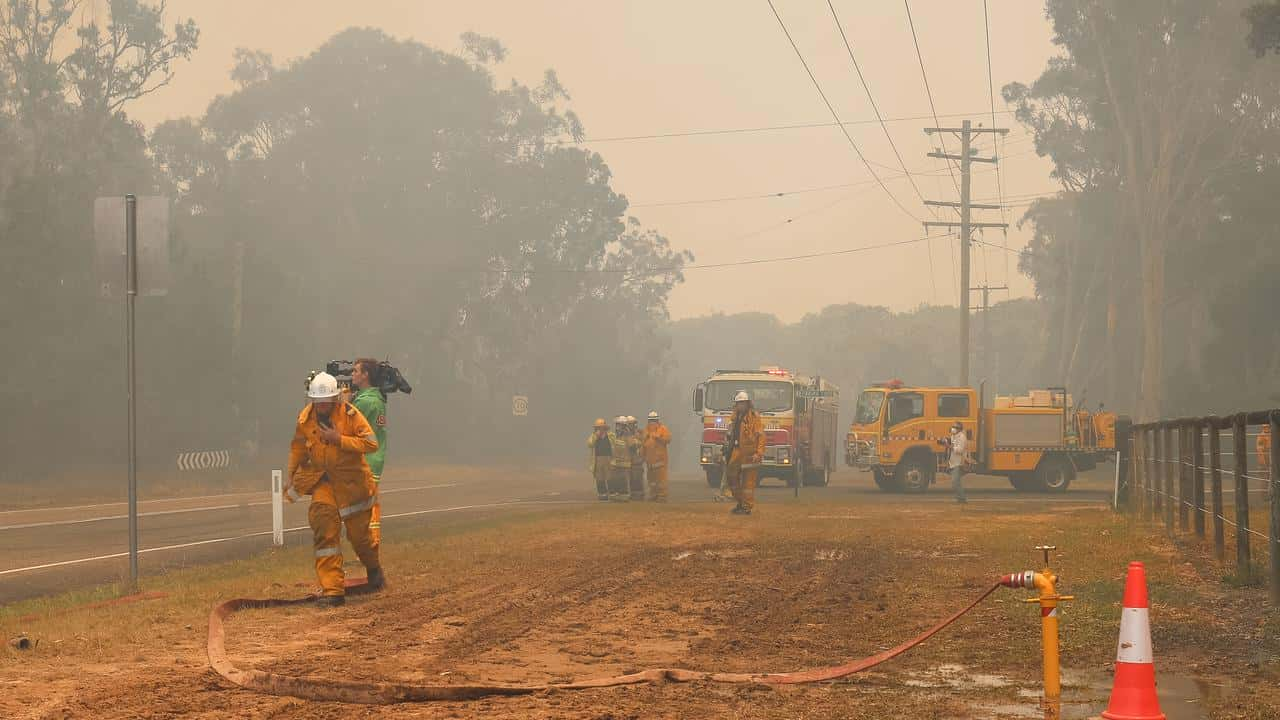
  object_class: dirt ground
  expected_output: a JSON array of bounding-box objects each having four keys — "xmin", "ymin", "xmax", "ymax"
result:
[{"xmin": 3, "ymin": 479, "xmax": 1279, "ymax": 719}]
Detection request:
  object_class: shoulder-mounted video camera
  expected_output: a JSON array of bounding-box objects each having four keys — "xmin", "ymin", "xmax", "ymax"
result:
[{"xmin": 306, "ymin": 360, "xmax": 413, "ymax": 398}]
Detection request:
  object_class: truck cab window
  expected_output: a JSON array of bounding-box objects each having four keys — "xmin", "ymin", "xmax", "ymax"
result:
[
  {"xmin": 938, "ymin": 394, "xmax": 970, "ymax": 418},
  {"xmin": 888, "ymin": 392, "xmax": 924, "ymax": 427}
]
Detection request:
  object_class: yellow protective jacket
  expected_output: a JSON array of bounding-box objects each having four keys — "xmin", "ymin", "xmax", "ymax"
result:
[
  {"xmin": 287, "ymin": 402, "xmax": 379, "ymax": 510},
  {"xmin": 609, "ymin": 432, "xmax": 632, "ymax": 469},
  {"xmin": 728, "ymin": 410, "xmax": 766, "ymax": 468},
  {"xmin": 641, "ymin": 423, "xmax": 672, "ymax": 467},
  {"xmin": 586, "ymin": 430, "xmax": 612, "ymax": 472}
]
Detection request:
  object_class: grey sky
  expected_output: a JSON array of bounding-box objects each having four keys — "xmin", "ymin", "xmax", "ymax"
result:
[{"xmin": 122, "ymin": 1, "xmax": 1059, "ymax": 321}]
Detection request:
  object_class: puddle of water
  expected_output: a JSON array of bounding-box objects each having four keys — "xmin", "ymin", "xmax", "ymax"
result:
[
  {"xmin": 671, "ymin": 551, "xmax": 693, "ymax": 561},
  {"xmin": 980, "ymin": 669, "xmax": 1216, "ymax": 720},
  {"xmin": 814, "ymin": 549, "xmax": 848, "ymax": 561},
  {"xmin": 906, "ymin": 664, "xmax": 1015, "ymax": 690}
]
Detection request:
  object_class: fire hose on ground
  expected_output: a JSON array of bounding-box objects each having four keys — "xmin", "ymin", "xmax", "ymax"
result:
[{"xmin": 208, "ymin": 578, "xmax": 1022, "ymax": 705}]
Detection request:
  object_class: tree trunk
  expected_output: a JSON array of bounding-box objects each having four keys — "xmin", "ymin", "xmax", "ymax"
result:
[{"xmin": 1138, "ymin": 226, "xmax": 1165, "ymax": 421}]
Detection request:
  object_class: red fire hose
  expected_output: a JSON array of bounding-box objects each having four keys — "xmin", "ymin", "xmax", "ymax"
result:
[{"xmin": 208, "ymin": 580, "xmax": 1001, "ymax": 704}]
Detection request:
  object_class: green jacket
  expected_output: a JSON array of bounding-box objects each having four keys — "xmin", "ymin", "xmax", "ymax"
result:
[{"xmin": 351, "ymin": 387, "xmax": 388, "ymax": 478}]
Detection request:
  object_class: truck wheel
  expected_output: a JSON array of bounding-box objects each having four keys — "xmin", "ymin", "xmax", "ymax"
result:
[
  {"xmin": 895, "ymin": 454, "xmax": 934, "ymax": 493},
  {"xmin": 704, "ymin": 467, "xmax": 722, "ymax": 489},
  {"xmin": 1036, "ymin": 456, "xmax": 1074, "ymax": 492},
  {"xmin": 804, "ymin": 466, "xmax": 830, "ymax": 487},
  {"xmin": 787, "ymin": 459, "xmax": 803, "ymax": 489},
  {"xmin": 873, "ymin": 468, "xmax": 900, "ymax": 492},
  {"xmin": 1009, "ymin": 473, "xmax": 1035, "ymax": 492}
]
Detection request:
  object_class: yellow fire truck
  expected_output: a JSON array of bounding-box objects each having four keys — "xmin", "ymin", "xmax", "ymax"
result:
[
  {"xmin": 844, "ymin": 380, "xmax": 1121, "ymax": 493},
  {"xmin": 693, "ymin": 367, "xmax": 840, "ymax": 489}
]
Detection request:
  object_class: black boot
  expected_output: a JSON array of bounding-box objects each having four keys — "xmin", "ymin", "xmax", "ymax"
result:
[
  {"xmin": 317, "ymin": 594, "xmax": 345, "ymax": 608},
  {"xmin": 366, "ymin": 567, "xmax": 386, "ymax": 591}
]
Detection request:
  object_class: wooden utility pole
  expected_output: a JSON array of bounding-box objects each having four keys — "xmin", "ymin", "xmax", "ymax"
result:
[
  {"xmin": 923, "ymin": 120, "xmax": 1008, "ymax": 386},
  {"xmin": 972, "ymin": 283, "xmax": 1008, "ymax": 401}
]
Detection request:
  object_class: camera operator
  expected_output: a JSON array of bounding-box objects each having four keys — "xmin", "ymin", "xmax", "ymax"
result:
[{"xmin": 351, "ymin": 358, "xmax": 389, "ymax": 550}]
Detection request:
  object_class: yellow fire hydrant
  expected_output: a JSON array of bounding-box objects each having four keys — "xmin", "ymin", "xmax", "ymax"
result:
[{"xmin": 999, "ymin": 545, "xmax": 1074, "ymax": 720}]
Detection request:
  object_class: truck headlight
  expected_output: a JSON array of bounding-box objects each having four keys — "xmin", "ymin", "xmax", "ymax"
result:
[{"xmin": 777, "ymin": 447, "xmax": 790, "ymax": 464}]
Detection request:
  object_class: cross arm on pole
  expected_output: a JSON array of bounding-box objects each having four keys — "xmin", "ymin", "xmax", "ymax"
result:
[
  {"xmin": 924, "ymin": 221, "xmax": 1009, "ymax": 229},
  {"xmin": 925, "ymin": 200, "xmax": 1002, "ymax": 210},
  {"xmin": 925, "ymin": 127, "xmax": 1009, "ymax": 135},
  {"xmin": 929, "ymin": 151, "xmax": 999, "ymax": 164}
]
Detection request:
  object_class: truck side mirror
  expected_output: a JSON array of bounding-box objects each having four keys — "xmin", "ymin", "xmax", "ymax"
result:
[{"xmin": 693, "ymin": 384, "xmax": 704, "ymax": 414}]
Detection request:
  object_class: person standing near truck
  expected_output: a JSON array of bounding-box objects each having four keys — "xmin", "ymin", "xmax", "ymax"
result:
[
  {"xmin": 641, "ymin": 411, "xmax": 672, "ymax": 502},
  {"xmin": 724, "ymin": 391, "xmax": 765, "ymax": 516},
  {"xmin": 944, "ymin": 421, "xmax": 968, "ymax": 504}
]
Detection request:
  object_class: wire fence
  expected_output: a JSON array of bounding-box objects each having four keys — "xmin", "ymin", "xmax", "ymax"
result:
[{"xmin": 1121, "ymin": 411, "xmax": 1279, "ymax": 603}]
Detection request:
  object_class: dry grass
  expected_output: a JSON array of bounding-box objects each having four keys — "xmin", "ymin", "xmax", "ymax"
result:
[{"xmin": 2, "ymin": 491, "xmax": 1277, "ymax": 719}]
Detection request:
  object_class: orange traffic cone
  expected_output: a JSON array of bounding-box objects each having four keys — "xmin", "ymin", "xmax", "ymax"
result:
[{"xmin": 1101, "ymin": 561, "xmax": 1165, "ymax": 720}]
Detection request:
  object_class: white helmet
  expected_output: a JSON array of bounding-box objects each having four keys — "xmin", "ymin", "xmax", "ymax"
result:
[
  {"xmin": 626, "ymin": 415, "xmax": 636, "ymax": 424},
  {"xmin": 615, "ymin": 415, "xmax": 627, "ymax": 425},
  {"xmin": 307, "ymin": 371, "xmax": 341, "ymax": 400},
  {"xmin": 734, "ymin": 391, "xmax": 750, "ymax": 403},
  {"xmin": 648, "ymin": 411, "xmax": 659, "ymax": 421}
]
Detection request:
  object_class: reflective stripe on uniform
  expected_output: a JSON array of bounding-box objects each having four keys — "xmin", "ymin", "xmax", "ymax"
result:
[
  {"xmin": 371, "ymin": 474, "xmax": 381, "ymax": 484},
  {"xmin": 339, "ymin": 496, "xmax": 376, "ymax": 518},
  {"xmin": 315, "ymin": 547, "xmax": 340, "ymax": 558},
  {"xmin": 648, "ymin": 462, "xmax": 666, "ymax": 469}
]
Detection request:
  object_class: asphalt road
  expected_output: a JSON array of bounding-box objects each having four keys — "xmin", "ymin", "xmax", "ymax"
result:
[{"xmin": 0, "ymin": 464, "xmax": 1120, "ymax": 605}]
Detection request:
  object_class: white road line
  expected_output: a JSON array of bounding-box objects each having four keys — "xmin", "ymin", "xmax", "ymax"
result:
[
  {"xmin": 0, "ymin": 483, "xmax": 459, "ymax": 532},
  {"xmin": 0, "ymin": 481, "xmax": 461, "ymax": 517},
  {"xmin": 0, "ymin": 498, "xmax": 584, "ymax": 577}
]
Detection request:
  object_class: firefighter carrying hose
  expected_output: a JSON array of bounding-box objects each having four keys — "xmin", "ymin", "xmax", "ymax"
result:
[
  {"xmin": 641, "ymin": 411, "xmax": 672, "ymax": 502},
  {"xmin": 287, "ymin": 371, "xmax": 385, "ymax": 606},
  {"xmin": 724, "ymin": 391, "xmax": 765, "ymax": 516}
]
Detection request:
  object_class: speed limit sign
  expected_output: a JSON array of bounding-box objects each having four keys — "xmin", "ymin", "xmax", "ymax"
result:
[{"xmin": 512, "ymin": 395, "xmax": 529, "ymax": 416}]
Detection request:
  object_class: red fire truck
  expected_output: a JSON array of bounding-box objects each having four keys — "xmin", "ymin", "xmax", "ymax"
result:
[{"xmin": 692, "ymin": 367, "xmax": 840, "ymax": 489}]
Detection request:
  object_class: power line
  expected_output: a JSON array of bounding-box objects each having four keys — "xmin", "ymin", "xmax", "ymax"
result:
[
  {"xmin": 982, "ymin": 0, "xmax": 1012, "ymax": 292},
  {"xmin": 766, "ymin": 0, "xmax": 921, "ymax": 223},
  {"xmin": 484, "ymin": 232, "xmax": 958, "ymax": 278},
  {"xmin": 904, "ymin": 0, "xmax": 960, "ymax": 196},
  {"xmin": 629, "ymin": 177, "xmax": 879, "ymax": 209},
  {"xmin": 534, "ymin": 110, "xmax": 1017, "ymax": 148},
  {"xmin": 827, "ymin": 0, "xmax": 938, "ymax": 302}
]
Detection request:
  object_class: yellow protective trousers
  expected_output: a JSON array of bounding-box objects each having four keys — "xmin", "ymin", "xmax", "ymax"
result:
[
  {"xmin": 646, "ymin": 464, "xmax": 669, "ymax": 502},
  {"xmin": 310, "ymin": 481, "xmax": 381, "ymax": 597},
  {"xmin": 368, "ymin": 474, "xmax": 381, "ymax": 549},
  {"xmin": 726, "ymin": 464, "xmax": 758, "ymax": 512}
]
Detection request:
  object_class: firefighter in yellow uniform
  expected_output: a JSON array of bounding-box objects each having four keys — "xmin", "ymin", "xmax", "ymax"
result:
[
  {"xmin": 725, "ymin": 391, "xmax": 765, "ymax": 516},
  {"xmin": 286, "ymin": 371, "xmax": 384, "ymax": 606},
  {"xmin": 641, "ymin": 411, "xmax": 672, "ymax": 502},
  {"xmin": 626, "ymin": 416, "xmax": 646, "ymax": 501},
  {"xmin": 608, "ymin": 416, "xmax": 632, "ymax": 501},
  {"xmin": 587, "ymin": 418, "xmax": 612, "ymax": 501}
]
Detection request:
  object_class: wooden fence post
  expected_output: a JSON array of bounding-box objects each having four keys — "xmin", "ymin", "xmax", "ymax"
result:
[
  {"xmin": 1209, "ymin": 419, "xmax": 1224, "ymax": 561},
  {"xmin": 1152, "ymin": 425, "xmax": 1162, "ymax": 520},
  {"xmin": 1269, "ymin": 413, "xmax": 1279, "ymax": 604},
  {"xmin": 1193, "ymin": 419, "xmax": 1205, "ymax": 539},
  {"xmin": 1165, "ymin": 425, "xmax": 1175, "ymax": 532},
  {"xmin": 1234, "ymin": 414, "xmax": 1251, "ymax": 580}
]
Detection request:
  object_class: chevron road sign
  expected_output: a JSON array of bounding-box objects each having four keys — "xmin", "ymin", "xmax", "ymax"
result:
[{"xmin": 176, "ymin": 450, "xmax": 232, "ymax": 471}]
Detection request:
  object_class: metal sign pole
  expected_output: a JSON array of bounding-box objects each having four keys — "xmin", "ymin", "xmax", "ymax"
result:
[
  {"xmin": 125, "ymin": 194, "xmax": 139, "ymax": 591},
  {"xmin": 271, "ymin": 470, "xmax": 284, "ymax": 547}
]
